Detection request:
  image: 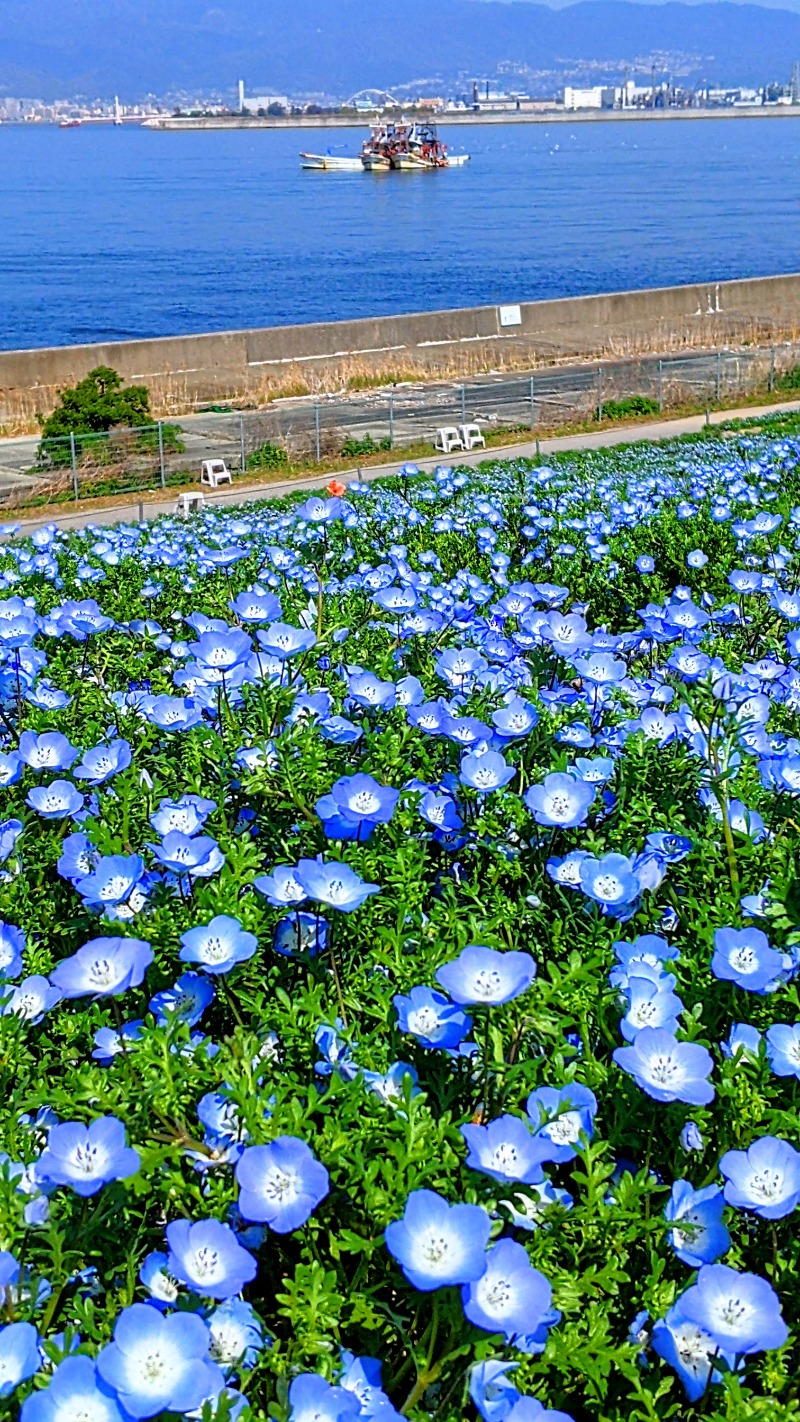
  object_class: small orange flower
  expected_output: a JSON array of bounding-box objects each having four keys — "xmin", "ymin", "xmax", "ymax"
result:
[{"xmin": 326, "ymin": 479, "xmax": 346, "ymax": 497}]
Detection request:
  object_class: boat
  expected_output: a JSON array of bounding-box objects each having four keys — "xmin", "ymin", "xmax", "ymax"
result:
[
  {"xmin": 300, "ymin": 152, "xmax": 364, "ymax": 171},
  {"xmin": 59, "ymin": 118, "xmax": 82, "ymax": 129},
  {"xmin": 360, "ymin": 121, "xmax": 469, "ymax": 171},
  {"xmin": 299, "ymin": 121, "xmax": 470, "ymax": 173}
]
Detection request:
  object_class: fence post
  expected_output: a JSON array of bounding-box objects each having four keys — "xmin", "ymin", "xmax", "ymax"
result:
[
  {"xmin": 239, "ymin": 413, "xmax": 246, "ymax": 476},
  {"xmin": 657, "ymin": 359, "xmax": 663, "ymax": 412},
  {"xmin": 460, "ymin": 385, "xmax": 466, "ymax": 424},
  {"xmin": 314, "ymin": 402, "xmax": 321, "ymax": 463},
  {"xmin": 69, "ymin": 432, "xmax": 78, "ymax": 501},
  {"xmin": 769, "ymin": 346, "xmax": 776, "ymax": 393},
  {"xmin": 157, "ymin": 422, "xmax": 166, "ymax": 489},
  {"xmin": 529, "ymin": 375, "xmax": 536, "ymax": 429},
  {"xmin": 388, "ymin": 393, "xmax": 394, "ymax": 447},
  {"xmin": 715, "ymin": 350, "xmax": 722, "ymax": 404},
  {"xmin": 596, "ymin": 366, "xmax": 603, "ymax": 422}
]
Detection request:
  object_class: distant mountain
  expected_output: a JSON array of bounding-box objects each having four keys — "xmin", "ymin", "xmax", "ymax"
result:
[{"xmin": 1, "ymin": 0, "xmax": 799, "ymax": 99}]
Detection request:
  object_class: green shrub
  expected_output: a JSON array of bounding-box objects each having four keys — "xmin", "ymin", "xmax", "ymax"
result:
[
  {"xmin": 599, "ymin": 396, "xmax": 660, "ymax": 422},
  {"xmin": 247, "ymin": 441, "xmax": 290, "ymax": 471},
  {"xmin": 776, "ymin": 364, "xmax": 800, "ymax": 393},
  {"xmin": 341, "ymin": 433, "xmax": 392, "ymax": 458}
]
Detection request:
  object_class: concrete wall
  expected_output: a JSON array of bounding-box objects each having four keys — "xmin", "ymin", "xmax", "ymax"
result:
[{"xmin": 3, "ymin": 274, "xmax": 800, "ymax": 427}]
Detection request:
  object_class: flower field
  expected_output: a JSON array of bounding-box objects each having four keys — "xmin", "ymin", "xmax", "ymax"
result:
[{"xmin": 2, "ymin": 413, "xmax": 800, "ymax": 1422}]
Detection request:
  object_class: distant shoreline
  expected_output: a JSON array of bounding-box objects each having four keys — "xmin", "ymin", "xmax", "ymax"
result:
[{"xmin": 142, "ymin": 107, "xmax": 800, "ymax": 131}]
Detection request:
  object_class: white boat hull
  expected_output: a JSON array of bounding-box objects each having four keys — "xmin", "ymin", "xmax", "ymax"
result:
[{"xmin": 300, "ymin": 153, "xmax": 363, "ymax": 171}]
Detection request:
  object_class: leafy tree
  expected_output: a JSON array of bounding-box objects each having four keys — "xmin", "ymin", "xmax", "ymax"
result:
[{"xmin": 39, "ymin": 366, "xmax": 151, "ymax": 442}]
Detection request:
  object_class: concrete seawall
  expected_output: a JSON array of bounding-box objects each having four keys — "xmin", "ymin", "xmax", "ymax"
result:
[
  {"xmin": 3, "ymin": 274, "xmax": 800, "ymax": 427},
  {"xmin": 145, "ymin": 109, "xmax": 800, "ymax": 131}
]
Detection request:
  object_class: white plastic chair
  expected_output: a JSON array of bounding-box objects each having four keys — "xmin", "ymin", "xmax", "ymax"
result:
[
  {"xmin": 176, "ymin": 492, "xmax": 206, "ymax": 516},
  {"xmin": 459, "ymin": 423, "xmax": 486, "ymax": 451},
  {"xmin": 434, "ymin": 427, "xmax": 465, "ymax": 454},
  {"xmin": 200, "ymin": 459, "xmax": 233, "ymax": 489}
]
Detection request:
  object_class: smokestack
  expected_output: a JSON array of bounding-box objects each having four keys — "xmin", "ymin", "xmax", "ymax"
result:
[{"xmin": 238, "ymin": 79, "xmax": 245, "ymax": 113}]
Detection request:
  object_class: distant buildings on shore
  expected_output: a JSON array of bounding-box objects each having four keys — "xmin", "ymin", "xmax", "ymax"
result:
[{"xmin": 2, "ymin": 63, "xmax": 799, "ymax": 126}]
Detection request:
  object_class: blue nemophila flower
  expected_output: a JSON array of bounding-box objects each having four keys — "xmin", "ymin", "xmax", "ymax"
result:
[
  {"xmin": 719, "ymin": 1135, "xmax": 800, "ymax": 1219},
  {"xmin": 37, "ymin": 1117, "xmax": 139, "ymax": 1197},
  {"xmin": 315, "ymin": 1021, "xmax": 358, "ymax": 1081},
  {"xmin": 165, "ymin": 1218, "xmax": 257, "ymax": 1300},
  {"xmin": 0, "ymin": 820, "xmax": 23, "ymax": 864},
  {"xmin": 149, "ymin": 832, "xmax": 225, "ymax": 879},
  {"xmin": 469, "ymin": 1359, "xmax": 520, "ymax": 1422},
  {"xmin": 505, "ymin": 1400, "xmax": 576, "ymax": 1422},
  {"xmin": 207, "ymin": 1298, "xmax": 264, "ymax": 1372},
  {"xmin": 20, "ymin": 1356, "xmax": 129, "ymax": 1422},
  {"xmin": 578, "ymin": 853, "xmax": 641, "ymax": 914},
  {"xmin": 92, "ymin": 1020, "xmax": 144, "ymax": 1065},
  {"xmin": 524, "ymin": 772, "xmax": 595, "ymax": 828},
  {"xmin": 721, "ymin": 1022, "xmax": 762, "ymax": 1059},
  {"xmin": 0, "ymin": 1320, "xmax": 39, "ymax": 1397},
  {"xmin": 287, "ymin": 1373, "xmax": 360, "ymax": 1422},
  {"xmin": 462, "ymin": 1236, "xmax": 552, "ymax": 1343},
  {"xmin": 17, "ymin": 731, "xmax": 79, "ymax": 772},
  {"xmin": 461, "ymin": 1115, "xmax": 552, "ymax": 1184},
  {"xmin": 384, "ymin": 1188, "xmax": 490, "ymax": 1292},
  {"xmin": 636, "ymin": 555, "xmax": 655, "ymax": 574},
  {"xmin": 26, "ymin": 780, "xmax": 83, "ymax": 821},
  {"xmin": 665, "ymin": 1181, "xmax": 730, "ymax": 1267},
  {"xmin": 149, "ymin": 972, "xmax": 214, "ymax": 1027},
  {"xmin": 50, "ymin": 937, "xmax": 153, "ymax": 999},
  {"xmin": 179, "ymin": 915, "xmax": 257, "ymax": 975},
  {"xmin": 73, "ymin": 739, "xmax": 132, "ymax": 784},
  {"xmin": 436, "ymin": 945, "xmax": 536, "ymax": 1006},
  {"xmin": 338, "ymin": 1350, "xmax": 401, "ymax": 1420},
  {"xmin": 678, "ymin": 1263, "xmax": 788, "ymax": 1355},
  {"xmin": 459, "ymin": 749, "xmax": 515, "ymax": 794},
  {"xmin": 393, "ymin": 985, "xmax": 472, "ymax": 1049},
  {"xmin": 326, "ymin": 773, "xmax": 399, "ymax": 826},
  {"xmin": 711, "ymin": 926, "xmax": 784, "ymax": 994},
  {"xmin": 256, "ymin": 621, "xmax": 316, "ymax": 660},
  {"xmin": 149, "ymin": 795, "xmax": 216, "ymax": 838},
  {"xmin": 0, "ymin": 922, "xmax": 24, "ymax": 980},
  {"xmin": 620, "ymin": 975, "xmax": 684, "ymax": 1041},
  {"xmin": 651, "ymin": 1302, "xmax": 735, "ymax": 1402},
  {"xmin": 525, "ymin": 1085, "xmax": 598, "ymax": 1162},
  {"xmin": 1, "ymin": 975, "xmax": 61, "ymax": 1025},
  {"xmin": 75, "ymin": 855, "xmax": 147, "ymax": 914},
  {"xmin": 273, "ymin": 912, "xmax": 327, "ymax": 959},
  {"xmin": 97, "ymin": 1303, "xmax": 218, "ymax": 1419},
  {"xmin": 363, "ymin": 1061, "xmax": 420, "ymax": 1105},
  {"xmin": 680, "ymin": 1122, "xmax": 705, "ymax": 1153},
  {"xmin": 491, "ymin": 697, "xmax": 539, "ymax": 740},
  {"xmin": 139, "ymin": 1251, "xmax": 180, "ymax": 1308},
  {"xmin": 253, "ymin": 864, "xmax": 308, "ymax": 908},
  {"xmin": 235, "ymin": 1136, "xmax": 329, "ymax": 1232},
  {"xmin": 613, "ymin": 1028, "xmax": 714, "ymax": 1104},
  {"xmin": 765, "ymin": 1022, "xmax": 800, "ymax": 1077},
  {"xmin": 294, "ymin": 857, "xmax": 380, "ymax": 913},
  {"xmin": 644, "ymin": 832, "xmax": 692, "ymax": 864}
]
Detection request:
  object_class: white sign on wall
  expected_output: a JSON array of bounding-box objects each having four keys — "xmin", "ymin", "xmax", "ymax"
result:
[{"xmin": 498, "ymin": 304, "xmax": 522, "ymax": 328}]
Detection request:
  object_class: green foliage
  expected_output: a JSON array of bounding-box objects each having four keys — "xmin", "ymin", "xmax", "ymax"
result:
[
  {"xmin": 39, "ymin": 365, "xmax": 151, "ymax": 441},
  {"xmin": 247, "ymin": 440, "xmax": 290, "ymax": 472},
  {"xmin": 341, "ymin": 433, "xmax": 392, "ymax": 458},
  {"xmin": 599, "ymin": 396, "xmax": 661, "ymax": 422}
]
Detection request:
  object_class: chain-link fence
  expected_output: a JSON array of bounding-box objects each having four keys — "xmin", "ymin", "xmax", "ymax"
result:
[{"xmin": 6, "ymin": 341, "xmax": 800, "ymax": 510}]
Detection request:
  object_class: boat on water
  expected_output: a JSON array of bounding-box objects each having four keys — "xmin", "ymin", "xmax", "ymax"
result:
[
  {"xmin": 59, "ymin": 118, "xmax": 82, "ymax": 129},
  {"xmin": 300, "ymin": 152, "xmax": 363, "ymax": 171},
  {"xmin": 300, "ymin": 120, "xmax": 469, "ymax": 173}
]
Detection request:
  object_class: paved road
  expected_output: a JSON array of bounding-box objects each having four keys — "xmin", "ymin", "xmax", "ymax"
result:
[{"xmin": 3, "ymin": 397, "xmax": 798, "ymax": 538}]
